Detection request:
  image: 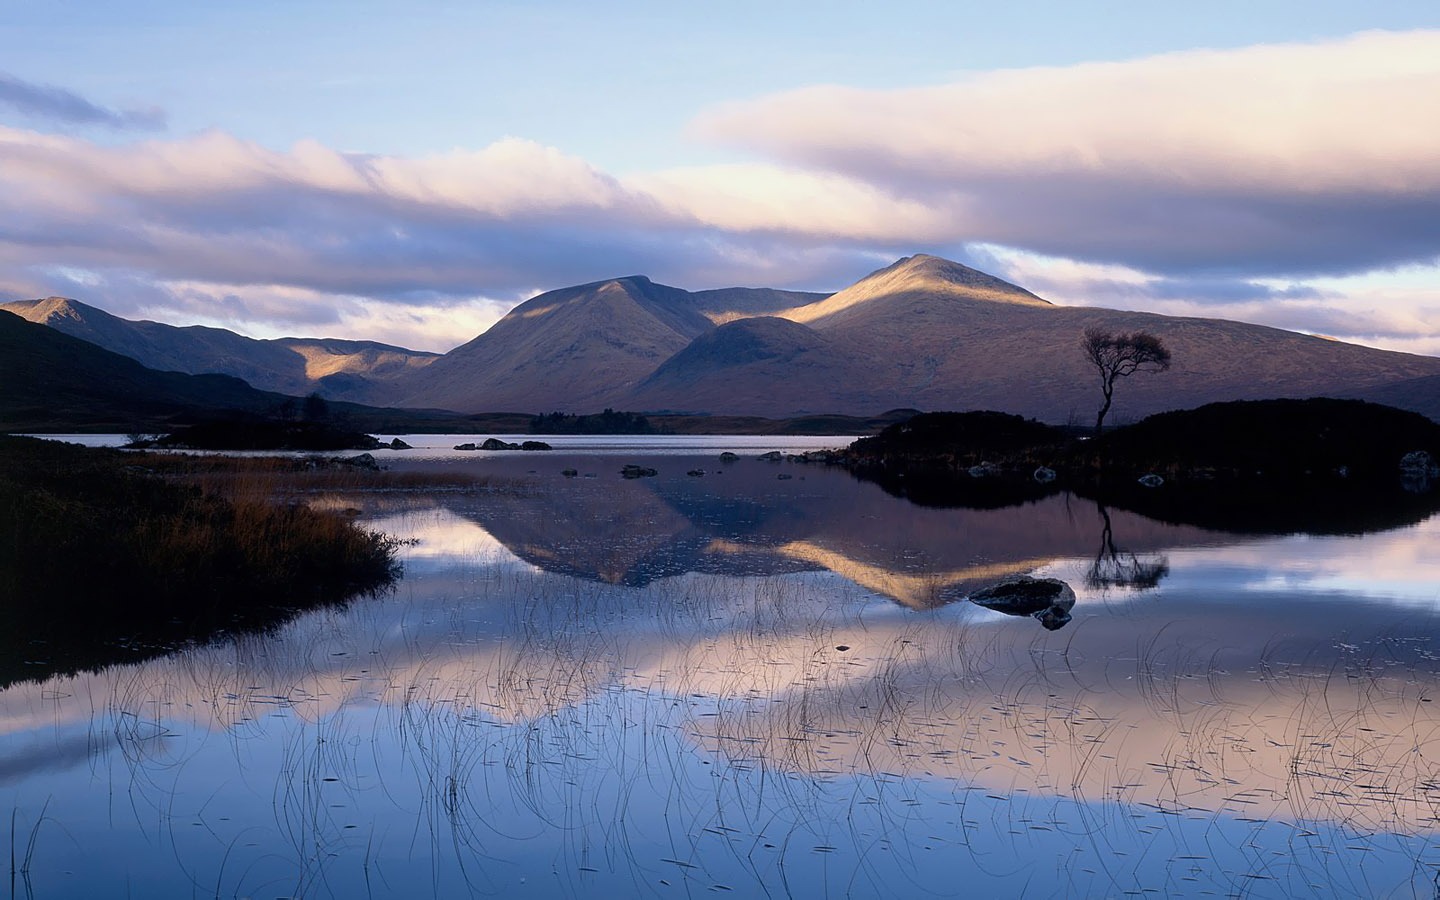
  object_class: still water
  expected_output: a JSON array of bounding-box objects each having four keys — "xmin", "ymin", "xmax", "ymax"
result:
[{"xmin": 5, "ymin": 438, "xmax": 1440, "ymax": 898}]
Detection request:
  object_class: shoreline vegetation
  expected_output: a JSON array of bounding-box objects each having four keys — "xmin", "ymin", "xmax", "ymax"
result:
[
  {"xmin": 0, "ymin": 436, "xmax": 429, "ymax": 685},
  {"xmin": 834, "ymin": 398, "xmax": 1440, "ymax": 533},
  {"xmin": 126, "ymin": 419, "xmax": 393, "ymax": 451}
]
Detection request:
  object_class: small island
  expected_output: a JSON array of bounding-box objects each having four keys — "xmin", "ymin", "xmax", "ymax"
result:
[{"xmin": 128, "ymin": 419, "xmax": 389, "ymax": 451}]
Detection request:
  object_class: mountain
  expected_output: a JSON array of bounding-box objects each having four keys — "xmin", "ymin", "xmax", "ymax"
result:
[
  {"xmin": 0, "ymin": 297, "xmax": 438, "ymax": 402},
  {"xmin": 385, "ymin": 276, "xmax": 829, "ymax": 413},
  {"xmin": 617, "ymin": 255, "xmax": 1440, "ymax": 422},
  {"xmin": 12, "ymin": 255, "xmax": 1440, "ymax": 424},
  {"xmin": 0, "ymin": 309, "xmax": 293, "ymax": 430}
]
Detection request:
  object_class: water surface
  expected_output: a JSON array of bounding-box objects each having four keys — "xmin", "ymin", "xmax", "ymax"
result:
[{"xmin": 4, "ymin": 438, "xmax": 1440, "ymax": 898}]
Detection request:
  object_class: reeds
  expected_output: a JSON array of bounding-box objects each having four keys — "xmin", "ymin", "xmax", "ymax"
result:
[{"xmin": 0, "ymin": 436, "xmax": 405, "ymax": 680}]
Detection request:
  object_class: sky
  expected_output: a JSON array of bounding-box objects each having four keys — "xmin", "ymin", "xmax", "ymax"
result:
[{"xmin": 1, "ymin": 1, "xmax": 1438, "ymax": 354}]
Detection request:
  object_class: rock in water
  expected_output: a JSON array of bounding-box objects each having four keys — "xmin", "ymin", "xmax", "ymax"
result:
[
  {"xmin": 342, "ymin": 452, "xmax": 381, "ymax": 471},
  {"xmin": 969, "ymin": 576, "xmax": 1076, "ymax": 630}
]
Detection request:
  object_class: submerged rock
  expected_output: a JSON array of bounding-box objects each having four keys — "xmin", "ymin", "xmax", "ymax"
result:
[
  {"xmin": 621, "ymin": 464, "xmax": 658, "ymax": 479},
  {"xmin": 687, "ymin": 469, "xmax": 705, "ymax": 477},
  {"xmin": 968, "ymin": 576, "xmax": 1076, "ymax": 631},
  {"xmin": 561, "ymin": 468, "xmax": 578, "ymax": 478},
  {"xmin": 719, "ymin": 452, "xmax": 740, "ymax": 462},
  {"xmin": 1137, "ymin": 473, "xmax": 1165, "ymax": 488},
  {"xmin": 757, "ymin": 451, "xmax": 783, "ymax": 462},
  {"xmin": 1033, "ymin": 466, "xmax": 1057, "ymax": 483}
]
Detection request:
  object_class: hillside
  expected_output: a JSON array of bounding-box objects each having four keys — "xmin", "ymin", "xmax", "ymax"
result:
[
  {"xmin": 0, "ymin": 297, "xmax": 438, "ymax": 402},
  {"xmin": 0, "ymin": 309, "xmax": 294, "ymax": 430},
  {"xmin": 0, "ymin": 310, "xmax": 471, "ymax": 433}
]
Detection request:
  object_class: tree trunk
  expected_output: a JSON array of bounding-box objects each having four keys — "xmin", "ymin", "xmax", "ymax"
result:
[{"xmin": 1093, "ymin": 380, "xmax": 1114, "ymax": 438}]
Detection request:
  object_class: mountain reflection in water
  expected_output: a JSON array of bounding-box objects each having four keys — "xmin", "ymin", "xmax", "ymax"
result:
[
  {"xmin": 431, "ymin": 456, "xmax": 1218, "ymax": 609},
  {"xmin": 3, "ymin": 449, "xmax": 1440, "ymax": 898}
]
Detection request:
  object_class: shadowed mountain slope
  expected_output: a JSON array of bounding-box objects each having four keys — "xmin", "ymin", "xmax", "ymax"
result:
[
  {"xmin": 0, "ymin": 310, "xmax": 291, "ymax": 430},
  {"xmin": 626, "ymin": 316, "xmax": 871, "ymax": 415},
  {"xmin": 0, "ymin": 297, "xmax": 438, "ymax": 402}
]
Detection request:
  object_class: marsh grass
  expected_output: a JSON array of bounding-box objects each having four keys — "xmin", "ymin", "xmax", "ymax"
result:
[{"xmin": 0, "ymin": 437, "xmax": 409, "ymax": 682}]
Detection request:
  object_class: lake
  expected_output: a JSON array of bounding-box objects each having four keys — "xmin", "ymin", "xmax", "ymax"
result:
[{"xmin": 4, "ymin": 436, "xmax": 1440, "ymax": 898}]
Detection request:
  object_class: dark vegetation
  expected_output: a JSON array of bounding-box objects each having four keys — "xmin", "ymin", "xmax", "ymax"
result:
[
  {"xmin": 133, "ymin": 419, "xmax": 385, "ymax": 451},
  {"xmin": 650, "ymin": 409, "xmax": 919, "ymax": 436},
  {"xmin": 840, "ymin": 399, "xmax": 1440, "ymax": 533},
  {"xmin": 530, "ymin": 409, "xmax": 657, "ymax": 435},
  {"xmin": 0, "ymin": 436, "xmax": 404, "ymax": 685}
]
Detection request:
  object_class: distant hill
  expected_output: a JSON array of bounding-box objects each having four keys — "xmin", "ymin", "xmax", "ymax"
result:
[
  {"xmin": 0, "ymin": 297, "xmax": 438, "ymax": 403},
  {"xmin": 0, "ymin": 309, "xmax": 292, "ymax": 430},
  {"xmin": 0, "ymin": 310, "xmax": 465, "ymax": 433}
]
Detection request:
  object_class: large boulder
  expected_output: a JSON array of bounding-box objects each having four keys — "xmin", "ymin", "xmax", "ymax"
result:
[{"xmin": 969, "ymin": 576, "xmax": 1077, "ymax": 630}]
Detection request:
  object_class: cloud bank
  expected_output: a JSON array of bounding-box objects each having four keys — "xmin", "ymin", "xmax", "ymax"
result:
[
  {"xmin": 692, "ymin": 29, "xmax": 1440, "ymax": 278},
  {"xmin": 1, "ymin": 31, "xmax": 1437, "ymax": 353}
]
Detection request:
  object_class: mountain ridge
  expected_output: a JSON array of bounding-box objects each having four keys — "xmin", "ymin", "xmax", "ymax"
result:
[
  {"xmin": 8, "ymin": 256, "xmax": 1440, "ymax": 424},
  {"xmin": 0, "ymin": 296, "xmax": 440, "ymax": 402}
]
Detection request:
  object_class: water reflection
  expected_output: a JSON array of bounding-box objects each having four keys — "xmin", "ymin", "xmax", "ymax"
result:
[
  {"xmin": 1088, "ymin": 502, "xmax": 1170, "ymax": 591},
  {"xmin": 4, "ymin": 453, "xmax": 1440, "ymax": 897},
  {"xmin": 432, "ymin": 458, "xmax": 1213, "ymax": 609}
]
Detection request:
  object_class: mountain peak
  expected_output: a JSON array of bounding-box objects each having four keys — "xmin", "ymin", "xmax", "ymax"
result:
[
  {"xmin": 864, "ymin": 254, "xmax": 1049, "ymax": 303},
  {"xmin": 780, "ymin": 254, "xmax": 1049, "ymax": 327},
  {"xmin": 0, "ymin": 296, "xmax": 106, "ymax": 326}
]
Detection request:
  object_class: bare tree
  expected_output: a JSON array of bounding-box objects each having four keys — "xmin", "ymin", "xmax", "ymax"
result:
[{"xmin": 1081, "ymin": 327, "xmax": 1171, "ymax": 436}]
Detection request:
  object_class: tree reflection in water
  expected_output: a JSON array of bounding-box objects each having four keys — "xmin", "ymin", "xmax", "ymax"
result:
[{"xmin": 1088, "ymin": 502, "xmax": 1171, "ymax": 592}]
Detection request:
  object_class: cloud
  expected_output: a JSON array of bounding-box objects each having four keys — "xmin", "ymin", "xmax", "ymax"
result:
[
  {"xmin": 0, "ymin": 126, "xmax": 901, "ymax": 324},
  {"xmin": 981, "ymin": 246, "xmax": 1440, "ymax": 356},
  {"xmin": 0, "ymin": 71, "xmax": 165, "ymax": 131},
  {"xmin": 693, "ymin": 30, "xmax": 1440, "ymax": 278}
]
